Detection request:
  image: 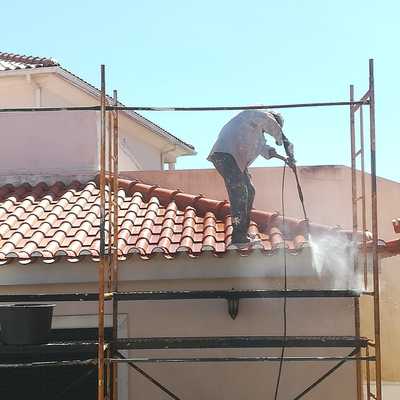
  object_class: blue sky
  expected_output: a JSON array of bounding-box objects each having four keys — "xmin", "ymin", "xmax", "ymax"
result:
[{"xmin": 2, "ymin": 0, "xmax": 399, "ymax": 181}]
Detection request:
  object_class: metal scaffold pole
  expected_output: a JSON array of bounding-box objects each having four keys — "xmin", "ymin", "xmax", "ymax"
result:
[
  {"xmin": 350, "ymin": 84, "xmax": 363, "ymax": 400},
  {"xmin": 349, "ymin": 59, "xmax": 382, "ymax": 400},
  {"xmin": 98, "ymin": 64, "xmax": 107, "ymax": 400},
  {"xmin": 111, "ymin": 89, "xmax": 120, "ymax": 400},
  {"xmin": 369, "ymin": 58, "xmax": 382, "ymax": 400}
]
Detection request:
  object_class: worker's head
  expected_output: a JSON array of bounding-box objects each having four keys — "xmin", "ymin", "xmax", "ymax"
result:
[{"xmin": 269, "ymin": 111, "xmax": 284, "ymax": 128}]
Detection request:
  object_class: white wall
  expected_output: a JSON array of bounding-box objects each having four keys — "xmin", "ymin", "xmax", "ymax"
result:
[
  {"xmin": 0, "ymin": 111, "xmax": 98, "ymax": 176},
  {"xmin": 119, "ymin": 127, "xmax": 163, "ymax": 171},
  {"xmin": 0, "ymin": 70, "xmax": 182, "ymax": 178}
]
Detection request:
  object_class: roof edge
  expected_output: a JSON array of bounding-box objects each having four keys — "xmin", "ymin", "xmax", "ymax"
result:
[
  {"xmin": 54, "ymin": 67, "xmax": 195, "ymax": 154},
  {"xmin": 0, "ymin": 51, "xmax": 59, "ymax": 68}
]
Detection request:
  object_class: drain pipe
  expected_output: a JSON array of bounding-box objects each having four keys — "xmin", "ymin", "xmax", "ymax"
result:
[
  {"xmin": 161, "ymin": 145, "xmax": 177, "ymax": 171},
  {"xmin": 25, "ymin": 73, "xmax": 42, "ymax": 107}
]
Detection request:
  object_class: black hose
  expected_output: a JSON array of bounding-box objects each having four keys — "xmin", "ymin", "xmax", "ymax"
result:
[
  {"xmin": 273, "ymin": 164, "xmax": 288, "ymax": 400},
  {"xmin": 273, "ymin": 135, "xmax": 310, "ymax": 399},
  {"xmin": 281, "ymin": 133, "xmax": 309, "ymax": 236}
]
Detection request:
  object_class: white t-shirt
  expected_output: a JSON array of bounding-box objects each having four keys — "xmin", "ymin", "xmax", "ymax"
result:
[{"xmin": 207, "ymin": 110, "xmax": 284, "ymax": 172}]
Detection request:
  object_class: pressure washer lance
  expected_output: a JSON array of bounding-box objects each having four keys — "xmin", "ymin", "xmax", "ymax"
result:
[{"xmin": 282, "ymin": 134, "xmax": 310, "ymax": 240}]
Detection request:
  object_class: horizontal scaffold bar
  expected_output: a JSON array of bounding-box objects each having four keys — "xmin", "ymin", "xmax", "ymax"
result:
[
  {"xmin": 0, "ymin": 100, "xmax": 369, "ymax": 113},
  {"xmin": 0, "ymin": 289, "xmax": 361, "ymax": 303},
  {"xmin": 0, "ymin": 359, "xmax": 97, "ymax": 368},
  {"xmin": 109, "ymin": 355, "xmax": 376, "ymax": 363},
  {"xmin": 115, "ymin": 101, "xmax": 370, "ymax": 111},
  {"xmin": 352, "ymin": 90, "xmax": 371, "ymax": 112},
  {"xmin": 0, "ymin": 292, "xmax": 99, "ymax": 302},
  {"xmin": 114, "ymin": 289, "xmax": 361, "ymax": 300},
  {"xmin": 0, "ymin": 341, "xmax": 100, "ymax": 355},
  {"xmin": 0, "ymin": 336, "xmax": 369, "ymax": 355},
  {"xmin": 115, "ymin": 336, "xmax": 369, "ymax": 350}
]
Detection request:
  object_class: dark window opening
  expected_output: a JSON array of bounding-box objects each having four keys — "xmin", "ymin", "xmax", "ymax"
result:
[{"xmin": 0, "ymin": 327, "xmax": 112, "ymax": 400}]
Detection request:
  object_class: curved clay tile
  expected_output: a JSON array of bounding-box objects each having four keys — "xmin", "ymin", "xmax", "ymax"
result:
[
  {"xmin": 0, "ymin": 184, "xmax": 15, "ymax": 201},
  {"xmin": 30, "ymin": 182, "xmax": 50, "ymax": 200},
  {"xmin": 0, "ymin": 176, "xmax": 364, "ymax": 264},
  {"xmin": 152, "ymin": 187, "xmax": 181, "ymax": 206},
  {"xmin": 173, "ymin": 192, "xmax": 199, "ymax": 210},
  {"xmin": 0, "ymin": 52, "xmax": 59, "ymax": 67}
]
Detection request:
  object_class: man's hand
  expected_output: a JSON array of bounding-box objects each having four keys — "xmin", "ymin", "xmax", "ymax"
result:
[
  {"xmin": 269, "ymin": 149, "xmax": 287, "ymax": 162},
  {"xmin": 273, "ymin": 150, "xmax": 296, "ymax": 168},
  {"xmin": 261, "ymin": 146, "xmax": 295, "ymax": 167},
  {"xmin": 286, "ymin": 156, "xmax": 296, "ymax": 169}
]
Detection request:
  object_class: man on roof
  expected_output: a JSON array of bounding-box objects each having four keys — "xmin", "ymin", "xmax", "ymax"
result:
[{"xmin": 208, "ymin": 110, "xmax": 293, "ymax": 246}]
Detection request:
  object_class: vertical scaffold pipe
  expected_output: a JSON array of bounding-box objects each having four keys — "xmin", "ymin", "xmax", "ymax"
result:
[
  {"xmin": 98, "ymin": 64, "xmax": 106, "ymax": 400},
  {"xmin": 359, "ymin": 106, "xmax": 368, "ymax": 290},
  {"xmin": 112, "ymin": 89, "xmax": 119, "ymax": 400},
  {"xmin": 350, "ymin": 84, "xmax": 363, "ymax": 400},
  {"xmin": 105, "ymin": 89, "xmax": 113, "ymax": 400},
  {"xmin": 369, "ymin": 59, "xmax": 382, "ymax": 400}
]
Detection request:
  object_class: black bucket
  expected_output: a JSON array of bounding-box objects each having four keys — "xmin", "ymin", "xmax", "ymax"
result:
[{"xmin": 0, "ymin": 304, "xmax": 55, "ymax": 345}]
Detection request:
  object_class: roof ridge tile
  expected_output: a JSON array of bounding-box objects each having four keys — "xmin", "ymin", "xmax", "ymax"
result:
[
  {"xmin": 0, "ymin": 51, "xmax": 59, "ymax": 67},
  {"xmin": 393, "ymin": 218, "xmax": 400, "ymax": 234}
]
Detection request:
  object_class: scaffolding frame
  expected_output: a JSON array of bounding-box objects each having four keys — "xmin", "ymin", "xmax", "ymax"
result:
[
  {"xmin": 0, "ymin": 59, "xmax": 381, "ymax": 400},
  {"xmin": 349, "ymin": 59, "xmax": 381, "ymax": 400}
]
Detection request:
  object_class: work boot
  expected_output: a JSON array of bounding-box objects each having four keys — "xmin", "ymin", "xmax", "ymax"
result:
[
  {"xmin": 231, "ymin": 233, "xmax": 262, "ymax": 248},
  {"xmin": 231, "ymin": 233, "xmax": 250, "ymax": 247},
  {"xmin": 247, "ymin": 233, "xmax": 262, "ymax": 243}
]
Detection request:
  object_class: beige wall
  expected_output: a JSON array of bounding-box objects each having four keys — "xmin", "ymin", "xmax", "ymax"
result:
[
  {"xmin": 123, "ymin": 166, "xmax": 353, "ymax": 226},
  {"xmin": 120, "ymin": 279, "xmax": 357, "ymax": 400},
  {"xmin": 0, "ymin": 275, "xmax": 357, "ymax": 400},
  {"xmin": 125, "ymin": 166, "xmax": 400, "ymax": 382}
]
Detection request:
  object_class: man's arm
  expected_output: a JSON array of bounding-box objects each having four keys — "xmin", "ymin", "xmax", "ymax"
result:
[
  {"xmin": 257, "ymin": 112, "xmax": 296, "ymax": 166},
  {"xmin": 258, "ymin": 113, "xmax": 284, "ymax": 145},
  {"xmin": 260, "ymin": 145, "xmax": 293, "ymax": 166},
  {"xmin": 260, "ymin": 145, "xmax": 280, "ymax": 160}
]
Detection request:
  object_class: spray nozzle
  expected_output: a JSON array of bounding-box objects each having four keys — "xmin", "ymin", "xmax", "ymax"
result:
[
  {"xmin": 286, "ymin": 156, "xmax": 296, "ymax": 171},
  {"xmin": 282, "ymin": 134, "xmax": 294, "ymax": 157}
]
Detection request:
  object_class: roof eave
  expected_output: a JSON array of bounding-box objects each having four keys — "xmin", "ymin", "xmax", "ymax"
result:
[
  {"xmin": 0, "ymin": 65, "xmax": 59, "ymax": 77},
  {"xmin": 54, "ymin": 67, "xmax": 195, "ymax": 155},
  {"xmin": 124, "ymin": 109, "xmax": 195, "ymax": 155}
]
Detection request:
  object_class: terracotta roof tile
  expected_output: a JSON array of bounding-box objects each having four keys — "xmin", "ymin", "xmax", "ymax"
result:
[
  {"xmin": 383, "ymin": 238, "xmax": 400, "ymax": 256},
  {"xmin": 378, "ymin": 219, "xmax": 400, "ymax": 258},
  {"xmin": 0, "ymin": 52, "xmax": 59, "ymax": 71},
  {"xmin": 393, "ymin": 218, "xmax": 400, "ymax": 234},
  {"xmin": 0, "ymin": 176, "xmax": 365, "ymax": 265}
]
